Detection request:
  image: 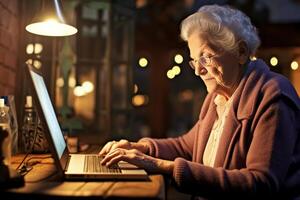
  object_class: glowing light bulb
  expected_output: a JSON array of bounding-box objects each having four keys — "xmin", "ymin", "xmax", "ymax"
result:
[
  {"xmin": 167, "ymin": 69, "xmax": 175, "ymax": 79},
  {"xmin": 174, "ymin": 54, "xmax": 183, "ymax": 64},
  {"xmin": 139, "ymin": 57, "xmax": 148, "ymax": 67},
  {"xmin": 270, "ymin": 57, "xmax": 278, "ymax": 66},
  {"xmin": 56, "ymin": 77, "xmax": 64, "ymax": 87},
  {"xmin": 26, "ymin": 44, "xmax": 34, "ymax": 54},
  {"xmin": 74, "ymin": 86, "xmax": 86, "ymax": 97},
  {"xmin": 34, "ymin": 43, "xmax": 43, "ymax": 54},
  {"xmin": 291, "ymin": 61, "xmax": 299, "ymax": 70},
  {"xmin": 82, "ymin": 81, "xmax": 94, "ymax": 93},
  {"xmin": 172, "ymin": 66, "xmax": 181, "ymax": 75}
]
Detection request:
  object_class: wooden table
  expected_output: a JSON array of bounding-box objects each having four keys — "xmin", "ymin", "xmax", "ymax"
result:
[{"xmin": 4, "ymin": 154, "xmax": 165, "ymax": 200}]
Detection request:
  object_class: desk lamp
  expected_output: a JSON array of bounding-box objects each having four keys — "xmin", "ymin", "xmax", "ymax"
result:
[{"xmin": 25, "ymin": 0, "xmax": 77, "ymax": 37}]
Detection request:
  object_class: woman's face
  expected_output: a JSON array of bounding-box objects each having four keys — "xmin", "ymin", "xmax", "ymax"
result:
[{"xmin": 187, "ymin": 31, "xmax": 243, "ymax": 99}]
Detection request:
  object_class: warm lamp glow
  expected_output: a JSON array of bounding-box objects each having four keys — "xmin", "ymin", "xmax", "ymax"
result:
[
  {"xmin": 25, "ymin": 0, "xmax": 78, "ymax": 37},
  {"xmin": 132, "ymin": 95, "xmax": 149, "ymax": 106},
  {"xmin": 74, "ymin": 86, "xmax": 86, "ymax": 97},
  {"xmin": 26, "ymin": 44, "xmax": 34, "ymax": 54},
  {"xmin": 68, "ymin": 77, "xmax": 76, "ymax": 87},
  {"xmin": 56, "ymin": 77, "xmax": 64, "ymax": 87},
  {"xmin": 34, "ymin": 43, "xmax": 43, "ymax": 54},
  {"xmin": 82, "ymin": 81, "xmax": 94, "ymax": 93},
  {"xmin": 33, "ymin": 60, "xmax": 42, "ymax": 69},
  {"xmin": 26, "ymin": 19, "xmax": 77, "ymax": 37}
]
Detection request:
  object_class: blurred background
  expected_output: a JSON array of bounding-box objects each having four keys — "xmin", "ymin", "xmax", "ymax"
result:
[{"xmin": 0, "ymin": 0, "xmax": 300, "ymax": 146}]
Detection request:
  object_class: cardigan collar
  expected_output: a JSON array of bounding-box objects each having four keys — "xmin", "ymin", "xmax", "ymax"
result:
[
  {"xmin": 233, "ymin": 59, "xmax": 269, "ymax": 120},
  {"xmin": 199, "ymin": 59, "xmax": 266, "ymax": 121}
]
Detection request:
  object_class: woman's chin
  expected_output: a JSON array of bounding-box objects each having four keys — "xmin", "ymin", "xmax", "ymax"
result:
[{"xmin": 205, "ymin": 84, "xmax": 217, "ymax": 94}]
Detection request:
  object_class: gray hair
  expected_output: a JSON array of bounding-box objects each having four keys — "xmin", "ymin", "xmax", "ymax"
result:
[{"xmin": 180, "ymin": 5, "xmax": 260, "ymax": 56}]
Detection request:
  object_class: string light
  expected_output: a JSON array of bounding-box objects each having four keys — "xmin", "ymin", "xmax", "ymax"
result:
[
  {"xmin": 139, "ymin": 57, "xmax": 148, "ymax": 68},
  {"xmin": 291, "ymin": 61, "xmax": 299, "ymax": 70},
  {"xmin": 270, "ymin": 56, "xmax": 278, "ymax": 66},
  {"xmin": 172, "ymin": 65, "xmax": 181, "ymax": 75},
  {"xmin": 167, "ymin": 69, "xmax": 175, "ymax": 79},
  {"xmin": 174, "ymin": 54, "xmax": 183, "ymax": 64}
]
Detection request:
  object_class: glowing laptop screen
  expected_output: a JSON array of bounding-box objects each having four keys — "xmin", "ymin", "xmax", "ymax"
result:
[{"xmin": 30, "ymin": 70, "xmax": 66, "ymax": 158}]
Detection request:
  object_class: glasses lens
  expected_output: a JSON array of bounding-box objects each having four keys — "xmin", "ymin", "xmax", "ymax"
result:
[
  {"xmin": 199, "ymin": 56, "xmax": 210, "ymax": 66},
  {"xmin": 189, "ymin": 61, "xmax": 195, "ymax": 69}
]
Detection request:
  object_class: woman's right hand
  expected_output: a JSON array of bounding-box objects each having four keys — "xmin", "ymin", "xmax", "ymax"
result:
[{"xmin": 99, "ymin": 139, "xmax": 149, "ymax": 156}]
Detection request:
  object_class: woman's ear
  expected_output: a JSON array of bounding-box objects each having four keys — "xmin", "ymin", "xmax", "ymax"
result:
[{"xmin": 238, "ymin": 41, "xmax": 249, "ymax": 65}]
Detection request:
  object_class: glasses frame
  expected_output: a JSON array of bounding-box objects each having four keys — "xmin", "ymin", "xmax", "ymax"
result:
[{"xmin": 189, "ymin": 53, "xmax": 222, "ymax": 70}]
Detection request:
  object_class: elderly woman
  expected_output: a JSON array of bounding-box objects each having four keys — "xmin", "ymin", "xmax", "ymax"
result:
[{"xmin": 100, "ymin": 5, "xmax": 300, "ymax": 199}]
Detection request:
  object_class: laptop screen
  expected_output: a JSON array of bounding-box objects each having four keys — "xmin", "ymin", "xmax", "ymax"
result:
[{"xmin": 30, "ymin": 70, "xmax": 66, "ymax": 158}]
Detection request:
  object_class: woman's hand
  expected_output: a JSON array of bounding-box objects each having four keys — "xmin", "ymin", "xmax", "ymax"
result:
[
  {"xmin": 99, "ymin": 139, "xmax": 149, "ymax": 156},
  {"xmin": 101, "ymin": 148, "xmax": 174, "ymax": 175}
]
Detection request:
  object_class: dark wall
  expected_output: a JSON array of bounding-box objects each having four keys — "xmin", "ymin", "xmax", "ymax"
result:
[{"xmin": 0, "ymin": 0, "xmax": 19, "ymax": 95}]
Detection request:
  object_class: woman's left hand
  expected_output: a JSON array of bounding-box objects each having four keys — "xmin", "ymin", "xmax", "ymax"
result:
[{"xmin": 101, "ymin": 148, "xmax": 174, "ymax": 175}]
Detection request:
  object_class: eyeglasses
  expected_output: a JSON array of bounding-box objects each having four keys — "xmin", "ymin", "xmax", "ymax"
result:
[{"xmin": 189, "ymin": 54, "xmax": 221, "ymax": 70}]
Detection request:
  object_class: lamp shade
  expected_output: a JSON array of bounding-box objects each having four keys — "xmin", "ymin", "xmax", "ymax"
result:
[{"xmin": 25, "ymin": 0, "xmax": 78, "ymax": 37}]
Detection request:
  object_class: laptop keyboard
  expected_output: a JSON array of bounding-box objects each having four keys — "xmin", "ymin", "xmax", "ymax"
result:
[{"xmin": 84, "ymin": 155, "xmax": 122, "ymax": 174}]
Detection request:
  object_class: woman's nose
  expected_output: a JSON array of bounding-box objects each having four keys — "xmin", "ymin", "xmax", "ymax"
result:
[{"xmin": 194, "ymin": 65, "xmax": 207, "ymax": 76}]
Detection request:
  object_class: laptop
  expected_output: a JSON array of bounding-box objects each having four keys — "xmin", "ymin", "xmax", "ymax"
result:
[{"xmin": 26, "ymin": 64, "xmax": 148, "ymax": 180}]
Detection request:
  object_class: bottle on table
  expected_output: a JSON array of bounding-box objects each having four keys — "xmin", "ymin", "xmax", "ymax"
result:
[
  {"xmin": 21, "ymin": 96, "xmax": 48, "ymax": 153},
  {"xmin": 0, "ymin": 98, "xmax": 12, "ymax": 167}
]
